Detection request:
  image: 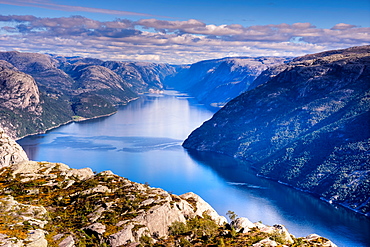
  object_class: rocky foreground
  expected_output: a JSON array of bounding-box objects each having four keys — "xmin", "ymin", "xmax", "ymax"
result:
[{"xmin": 0, "ymin": 129, "xmax": 337, "ymax": 246}]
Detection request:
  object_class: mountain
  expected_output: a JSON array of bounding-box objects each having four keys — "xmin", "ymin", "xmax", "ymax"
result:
[
  {"xmin": 165, "ymin": 57, "xmax": 290, "ymax": 107},
  {"xmin": 0, "ymin": 60, "xmax": 73, "ymax": 139},
  {"xmin": 183, "ymin": 46, "xmax": 370, "ymax": 216},
  {"xmin": 54, "ymin": 55, "xmax": 177, "ymax": 94},
  {"xmin": 67, "ymin": 64, "xmax": 137, "ymax": 105},
  {"xmin": 0, "ymin": 52, "xmax": 178, "ymax": 138},
  {"xmin": 102, "ymin": 61, "xmax": 176, "ymax": 93},
  {"xmin": 0, "ymin": 51, "xmax": 290, "ymax": 138},
  {"xmin": 0, "ymin": 134, "xmax": 336, "ymax": 246}
]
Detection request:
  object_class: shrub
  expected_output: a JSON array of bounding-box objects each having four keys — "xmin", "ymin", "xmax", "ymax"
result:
[{"xmin": 168, "ymin": 221, "xmax": 188, "ymax": 236}]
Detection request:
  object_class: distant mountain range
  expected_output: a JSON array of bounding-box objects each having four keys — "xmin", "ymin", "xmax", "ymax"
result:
[
  {"xmin": 0, "ymin": 51, "xmax": 288, "ymax": 138},
  {"xmin": 183, "ymin": 45, "xmax": 370, "ymax": 216},
  {"xmin": 0, "ymin": 51, "xmax": 176, "ymax": 138},
  {"xmin": 165, "ymin": 56, "xmax": 290, "ymax": 108}
]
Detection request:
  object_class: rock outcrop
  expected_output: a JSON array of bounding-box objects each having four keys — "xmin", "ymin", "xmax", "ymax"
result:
[
  {"xmin": 0, "ymin": 160, "xmax": 338, "ymax": 247},
  {"xmin": 0, "ymin": 61, "xmax": 40, "ymax": 112},
  {"xmin": 0, "ymin": 160, "xmax": 226, "ymax": 246},
  {"xmin": 0, "ymin": 128, "xmax": 28, "ymax": 168},
  {"xmin": 183, "ymin": 45, "xmax": 370, "ymax": 215},
  {"xmin": 164, "ymin": 57, "xmax": 290, "ymax": 107},
  {"xmin": 231, "ymin": 218, "xmax": 336, "ymax": 247}
]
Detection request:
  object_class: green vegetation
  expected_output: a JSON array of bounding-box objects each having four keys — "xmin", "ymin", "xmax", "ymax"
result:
[
  {"xmin": 226, "ymin": 210, "xmax": 238, "ymax": 221},
  {"xmin": 164, "ymin": 218, "xmax": 270, "ymax": 246},
  {"xmin": 71, "ymin": 93, "xmax": 117, "ymax": 119}
]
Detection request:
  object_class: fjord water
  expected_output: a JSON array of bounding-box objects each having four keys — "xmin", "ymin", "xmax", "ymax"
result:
[{"xmin": 18, "ymin": 91, "xmax": 369, "ymax": 247}]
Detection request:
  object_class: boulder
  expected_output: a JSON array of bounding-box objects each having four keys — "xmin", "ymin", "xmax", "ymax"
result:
[
  {"xmin": 252, "ymin": 238, "xmax": 278, "ymax": 247},
  {"xmin": 133, "ymin": 202, "xmax": 189, "ymax": 237},
  {"xmin": 180, "ymin": 192, "xmax": 227, "ymax": 225},
  {"xmin": 231, "ymin": 217, "xmax": 255, "ymax": 233},
  {"xmin": 24, "ymin": 229, "xmax": 47, "ymax": 247},
  {"xmin": 58, "ymin": 235, "xmax": 75, "ymax": 247},
  {"xmin": 258, "ymin": 224, "xmax": 294, "ymax": 245},
  {"xmin": 109, "ymin": 224, "xmax": 135, "ymax": 247},
  {"xmin": 305, "ymin": 234, "xmax": 338, "ymax": 247},
  {"xmin": 85, "ymin": 222, "xmax": 106, "ymax": 235}
]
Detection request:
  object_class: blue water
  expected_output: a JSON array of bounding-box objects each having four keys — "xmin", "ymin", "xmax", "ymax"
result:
[{"xmin": 18, "ymin": 91, "xmax": 370, "ymax": 247}]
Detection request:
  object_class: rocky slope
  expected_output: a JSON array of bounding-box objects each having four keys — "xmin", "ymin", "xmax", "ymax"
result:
[
  {"xmin": 164, "ymin": 57, "xmax": 290, "ymax": 107},
  {"xmin": 0, "ymin": 51, "xmax": 290, "ymax": 138},
  {"xmin": 183, "ymin": 45, "xmax": 370, "ymax": 215},
  {"xmin": 68, "ymin": 64, "xmax": 137, "ymax": 105},
  {"xmin": 0, "ymin": 161, "xmax": 337, "ymax": 247},
  {"xmin": 0, "ymin": 128, "xmax": 28, "ymax": 168}
]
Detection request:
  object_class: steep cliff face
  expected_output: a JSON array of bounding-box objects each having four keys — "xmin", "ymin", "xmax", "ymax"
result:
[
  {"xmin": 183, "ymin": 46, "xmax": 370, "ymax": 215},
  {"xmin": 0, "ymin": 59, "xmax": 74, "ymax": 139},
  {"xmin": 0, "ymin": 128, "xmax": 28, "ymax": 168},
  {"xmin": 165, "ymin": 57, "xmax": 290, "ymax": 107},
  {"xmin": 0, "ymin": 61, "xmax": 41, "ymax": 113}
]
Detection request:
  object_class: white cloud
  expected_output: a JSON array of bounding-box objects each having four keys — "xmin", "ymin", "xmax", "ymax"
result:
[{"xmin": 0, "ymin": 14, "xmax": 369, "ymax": 64}]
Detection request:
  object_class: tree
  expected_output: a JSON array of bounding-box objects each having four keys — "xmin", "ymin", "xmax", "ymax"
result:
[{"xmin": 226, "ymin": 210, "xmax": 238, "ymax": 222}]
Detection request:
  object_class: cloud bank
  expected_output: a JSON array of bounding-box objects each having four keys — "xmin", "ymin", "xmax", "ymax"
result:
[{"xmin": 0, "ymin": 15, "xmax": 369, "ymax": 64}]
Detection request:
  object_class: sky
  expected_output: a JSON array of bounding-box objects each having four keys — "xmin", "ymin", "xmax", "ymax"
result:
[{"xmin": 0, "ymin": 0, "xmax": 369, "ymax": 64}]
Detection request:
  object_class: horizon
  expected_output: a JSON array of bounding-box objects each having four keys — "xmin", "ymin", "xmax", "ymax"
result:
[{"xmin": 0, "ymin": 0, "xmax": 369, "ymax": 64}]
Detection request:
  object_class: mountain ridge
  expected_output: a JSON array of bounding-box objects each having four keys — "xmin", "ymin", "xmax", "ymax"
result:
[
  {"xmin": 0, "ymin": 51, "xmax": 291, "ymax": 139},
  {"xmin": 0, "ymin": 52, "xmax": 177, "ymax": 139},
  {"xmin": 183, "ymin": 45, "xmax": 370, "ymax": 216},
  {"xmin": 164, "ymin": 56, "xmax": 291, "ymax": 107}
]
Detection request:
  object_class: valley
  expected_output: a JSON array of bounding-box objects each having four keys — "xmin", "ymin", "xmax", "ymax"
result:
[{"xmin": 0, "ymin": 45, "xmax": 369, "ymax": 246}]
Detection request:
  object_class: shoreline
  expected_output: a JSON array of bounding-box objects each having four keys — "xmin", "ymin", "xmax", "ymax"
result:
[
  {"xmin": 15, "ymin": 97, "xmax": 140, "ymax": 141},
  {"xmin": 15, "ymin": 112, "xmax": 116, "ymax": 141},
  {"xmin": 255, "ymin": 173, "xmax": 370, "ymax": 218}
]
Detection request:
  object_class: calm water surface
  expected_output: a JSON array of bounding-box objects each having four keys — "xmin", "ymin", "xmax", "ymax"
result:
[{"xmin": 18, "ymin": 91, "xmax": 370, "ymax": 247}]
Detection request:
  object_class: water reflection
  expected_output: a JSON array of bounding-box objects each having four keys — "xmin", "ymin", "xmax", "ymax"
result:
[
  {"xmin": 186, "ymin": 149, "xmax": 370, "ymax": 246},
  {"xmin": 17, "ymin": 91, "xmax": 370, "ymax": 247}
]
